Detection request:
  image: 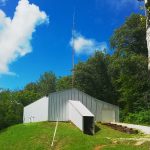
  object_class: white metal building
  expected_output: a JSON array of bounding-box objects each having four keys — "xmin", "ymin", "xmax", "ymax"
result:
[{"xmin": 23, "ymin": 88, "xmax": 119, "ymax": 133}]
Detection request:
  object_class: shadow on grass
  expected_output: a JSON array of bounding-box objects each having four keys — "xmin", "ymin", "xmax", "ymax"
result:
[
  {"xmin": 95, "ymin": 124, "xmax": 101, "ymax": 133},
  {"xmin": 0, "ymin": 128, "xmax": 8, "ymax": 134}
]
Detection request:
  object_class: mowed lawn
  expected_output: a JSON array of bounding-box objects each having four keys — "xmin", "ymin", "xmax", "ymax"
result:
[{"xmin": 0, "ymin": 122, "xmax": 149, "ymax": 150}]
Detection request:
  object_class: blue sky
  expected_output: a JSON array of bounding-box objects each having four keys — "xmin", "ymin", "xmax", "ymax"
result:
[{"xmin": 0, "ymin": 0, "xmax": 144, "ymax": 90}]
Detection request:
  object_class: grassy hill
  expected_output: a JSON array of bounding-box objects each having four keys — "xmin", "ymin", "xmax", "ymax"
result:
[{"xmin": 0, "ymin": 122, "xmax": 149, "ymax": 150}]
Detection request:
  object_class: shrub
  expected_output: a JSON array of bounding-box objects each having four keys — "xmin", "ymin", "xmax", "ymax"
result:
[{"xmin": 124, "ymin": 110, "xmax": 150, "ymax": 125}]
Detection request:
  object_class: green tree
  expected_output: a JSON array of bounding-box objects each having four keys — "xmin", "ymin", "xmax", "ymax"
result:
[
  {"xmin": 110, "ymin": 14, "xmax": 147, "ymax": 56},
  {"xmin": 109, "ymin": 13, "xmax": 150, "ymax": 123},
  {"xmin": 24, "ymin": 82, "xmax": 39, "ymax": 93},
  {"xmin": 74, "ymin": 51, "xmax": 117, "ymax": 104},
  {"xmin": 14, "ymin": 90, "xmax": 41, "ymax": 106},
  {"xmin": 56, "ymin": 76, "xmax": 72, "ymax": 91},
  {"xmin": 108, "ymin": 53, "xmax": 150, "ymax": 117},
  {"xmin": 37, "ymin": 71, "xmax": 56, "ymax": 96},
  {"xmin": 0, "ymin": 91, "xmax": 23, "ymax": 130}
]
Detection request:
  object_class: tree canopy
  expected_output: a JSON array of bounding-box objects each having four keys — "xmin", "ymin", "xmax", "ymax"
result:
[{"xmin": 110, "ymin": 14, "xmax": 147, "ymax": 56}]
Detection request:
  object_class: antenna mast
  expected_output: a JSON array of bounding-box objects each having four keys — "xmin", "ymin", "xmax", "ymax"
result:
[{"xmin": 72, "ymin": 10, "xmax": 75, "ymax": 88}]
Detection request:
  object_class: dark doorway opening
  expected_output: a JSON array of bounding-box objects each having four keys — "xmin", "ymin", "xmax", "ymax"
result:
[{"xmin": 83, "ymin": 116, "xmax": 94, "ymax": 135}]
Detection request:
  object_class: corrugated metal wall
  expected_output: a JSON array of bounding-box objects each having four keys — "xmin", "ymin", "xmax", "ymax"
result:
[{"xmin": 48, "ymin": 88, "xmax": 119, "ymax": 122}]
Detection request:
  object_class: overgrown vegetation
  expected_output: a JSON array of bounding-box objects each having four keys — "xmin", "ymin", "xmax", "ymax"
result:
[
  {"xmin": 124, "ymin": 110, "xmax": 150, "ymax": 126},
  {"xmin": 0, "ymin": 14, "xmax": 150, "ymax": 130}
]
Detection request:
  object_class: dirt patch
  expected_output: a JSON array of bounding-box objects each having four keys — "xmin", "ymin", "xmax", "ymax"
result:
[
  {"xmin": 111, "ymin": 122, "xmax": 150, "ymax": 135},
  {"xmin": 94, "ymin": 145, "xmax": 106, "ymax": 150},
  {"xmin": 114, "ymin": 138, "xmax": 150, "ymax": 147},
  {"xmin": 102, "ymin": 123, "xmax": 138, "ymax": 134},
  {"xmin": 112, "ymin": 140, "xmax": 118, "ymax": 144},
  {"xmin": 135, "ymin": 141, "xmax": 145, "ymax": 146}
]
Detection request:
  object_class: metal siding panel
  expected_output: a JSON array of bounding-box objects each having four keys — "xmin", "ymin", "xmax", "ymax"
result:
[
  {"xmin": 71, "ymin": 89, "xmax": 73, "ymax": 100},
  {"xmin": 72, "ymin": 89, "xmax": 75, "ymax": 100},
  {"xmin": 56, "ymin": 93, "xmax": 59, "ymax": 120},
  {"xmin": 117, "ymin": 107, "xmax": 120, "ymax": 122},
  {"xmin": 65, "ymin": 92, "xmax": 69, "ymax": 120},
  {"xmin": 91, "ymin": 98, "xmax": 97, "ymax": 116},
  {"xmin": 86, "ymin": 95, "xmax": 92, "ymax": 111},
  {"xmin": 50, "ymin": 96, "xmax": 52, "ymax": 121},
  {"xmin": 77, "ymin": 89, "xmax": 79, "ymax": 101},
  {"xmin": 51, "ymin": 94, "xmax": 54, "ymax": 121},
  {"xmin": 66, "ymin": 90, "xmax": 70, "ymax": 101},
  {"xmin": 66, "ymin": 99, "xmax": 69, "ymax": 120},
  {"xmin": 56, "ymin": 91, "xmax": 67, "ymax": 121},
  {"xmin": 103, "ymin": 103, "xmax": 108, "ymax": 109},
  {"xmin": 115, "ymin": 107, "xmax": 119, "ymax": 122},
  {"xmin": 54, "ymin": 93, "xmax": 57, "ymax": 121},
  {"xmin": 66, "ymin": 100, "xmax": 69, "ymax": 120},
  {"xmin": 48, "ymin": 95, "xmax": 50, "ymax": 120},
  {"xmin": 68, "ymin": 89, "xmax": 72, "ymax": 100},
  {"xmin": 61, "ymin": 90, "xmax": 68, "ymax": 121},
  {"xmin": 52, "ymin": 94, "xmax": 56, "ymax": 121},
  {"xmin": 101, "ymin": 109, "xmax": 115, "ymax": 122},
  {"xmin": 51, "ymin": 96, "xmax": 54, "ymax": 121},
  {"xmin": 62, "ymin": 92, "xmax": 66, "ymax": 121},
  {"xmin": 98, "ymin": 102, "xmax": 102, "ymax": 121},
  {"xmin": 82, "ymin": 94, "xmax": 87, "ymax": 107},
  {"xmin": 96, "ymin": 100, "xmax": 103, "ymax": 121},
  {"xmin": 75, "ymin": 89, "xmax": 119, "ymax": 118},
  {"xmin": 63, "ymin": 92, "xmax": 68, "ymax": 120},
  {"xmin": 56, "ymin": 93, "xmax": 59, "ymax": 121},
  {"xmin": 66, "ymin": 94, "xmax": 69, "ymax": 121},
  {"xmin": 60, "ymin": 92, "xmax": 63, "ymax": 121},
  {"xmin": 74, "ymin": 89, "xmax": 79, "ymax": 100},
  {"xmin": 57, "ymin": 93, "xmax": 60, "ymax": 121},
  {"xmin": 73, "ymin": 89, "xmax": 77, "ymax": 100},
  {"xmin": 60, "ymin": 93, "xmax": 64, "ymax": 121},
  {"xmin": 59, "ymin": 92, "xmax": 65, "ymax": 121},
  {"xmin": 95, "ymin": 100, "xmax": 98, "ymax": 121},
  {"xmin": 48, "ymin": 95, "xmax": 51, "ymax": 120},
  {"xmin": 71, "ymin": 89, "xmax": 74, "ymax": 100},
  {"xmin": 78, "ymin": 91, "xmax": 83, "ymax": 104},
  {"xmin": 46, "ymin": 88, "xmax": 119, "ymax": 122}
]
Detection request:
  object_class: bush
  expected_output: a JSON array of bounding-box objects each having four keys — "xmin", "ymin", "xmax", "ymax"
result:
[{"xmin": 124, "ymin": 110, "xmax": 150, "ymax": 126}]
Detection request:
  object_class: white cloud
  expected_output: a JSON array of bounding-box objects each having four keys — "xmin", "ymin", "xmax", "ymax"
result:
[
  {"xmin": 0, "ymin": 0, "xmax": 48, "ymax": 75},
  {"xmin": 70, "ymin": 31, "xmax": 107, "ymax": 55}
]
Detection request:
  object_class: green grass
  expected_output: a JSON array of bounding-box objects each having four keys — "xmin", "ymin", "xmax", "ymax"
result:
[{"xmin": 0, "ymin": 122, "xmax": 149, "ymax": 150}]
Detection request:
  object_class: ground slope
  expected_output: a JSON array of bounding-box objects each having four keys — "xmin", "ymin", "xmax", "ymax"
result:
[{"xmin": 0, "ymin": 122, "xmax": 149, "ymax": 150}]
